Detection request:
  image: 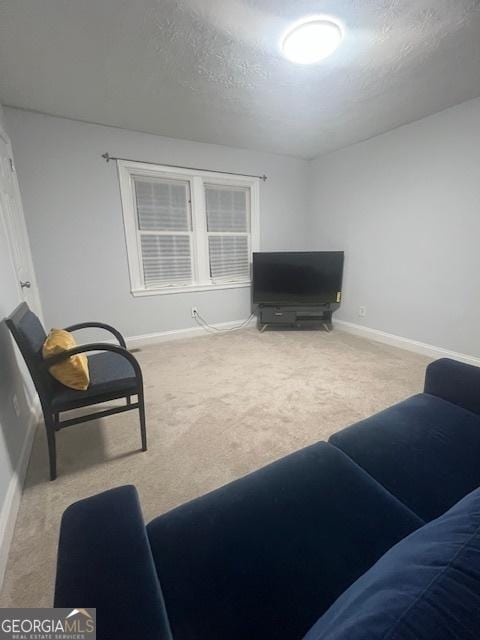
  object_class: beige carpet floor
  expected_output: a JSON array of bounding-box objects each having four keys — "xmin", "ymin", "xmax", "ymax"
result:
[{"xmin": 0, "ymin": 327, "xmax": 431, "ymax": 607}]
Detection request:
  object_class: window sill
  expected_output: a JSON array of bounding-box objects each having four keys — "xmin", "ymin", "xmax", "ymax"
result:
[{"xmin": 131, "ymin": 282, "xmax": 251, "ymax": 297}]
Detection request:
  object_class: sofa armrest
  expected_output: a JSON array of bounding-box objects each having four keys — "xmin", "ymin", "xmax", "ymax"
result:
[
  {"xmin": 55, "ymin": 485, "xmax": 172, "ymax": 640},
  {"xmin": 424, "ymin": 358, "xmax": 480, "ymax": 415}
]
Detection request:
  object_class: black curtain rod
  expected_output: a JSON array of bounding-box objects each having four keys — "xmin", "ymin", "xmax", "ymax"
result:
[{"xmin": 101, "ymin": 152, "xmax": 267, "ymax": 181}]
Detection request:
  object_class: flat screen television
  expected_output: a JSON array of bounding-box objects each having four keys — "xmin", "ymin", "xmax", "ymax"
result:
[{"xmin": 252, "ymin": 251, "xmax": 344, "ymax": 305}]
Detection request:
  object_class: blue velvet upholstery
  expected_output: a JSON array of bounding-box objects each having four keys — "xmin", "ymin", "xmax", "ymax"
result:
[
  {"xmin": 330, "ymin": 393, "xmax": 480, "ymax": 521},
  {"xmin": 425, "ymin": 357, "xmax": 480, "ymax": 415},
  {"xmin": 54, "ymin": 358, "xmax": 480, "ymax": 639},
  {"xmin": 51, "ymin": 351, "xmax": 138, "ymax": 410},
  {"xmin": 146, "ymin": 442, "xmax": 423, "ymax": 640},
  {"xmin": 54, "ymin": 486, "xmax": 172, "ymax": 640},
  {"xmin": 303, "ymin": 487, "xmax": 480, "ymax": 640}
]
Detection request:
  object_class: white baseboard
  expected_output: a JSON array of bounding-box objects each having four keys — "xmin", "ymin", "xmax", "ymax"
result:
[
  {"xmin": 0, "ymin": 397, "xmax": 40, "ymax": 589},
  {"xmin": 126, "ymin": 316, "xmax": 257, "ymax": 347},
  {"xmin": 125, "ymin": 316, "xmax": 480, "ymax": 367},
  {"xmin": 335, "ymin": 320, "xmax": 480, "ymax": 367}
]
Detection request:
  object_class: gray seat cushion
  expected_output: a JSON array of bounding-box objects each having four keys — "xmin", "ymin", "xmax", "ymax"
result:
[{"xmin": 51, "ymin": 351, "xmax": 138, "ymax": 411}]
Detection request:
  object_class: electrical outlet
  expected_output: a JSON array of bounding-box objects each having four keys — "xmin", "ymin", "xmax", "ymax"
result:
[
  {"xmin": 191, "ymin": 306, "xmax": 198, "ymax": 318},
  {"xmin": 359, "ymin": 306, "xmax": 367, "ymax": 318},
  {"xmin": 12, "ymin": 394, "xmax": 20, "ymax": 417}
]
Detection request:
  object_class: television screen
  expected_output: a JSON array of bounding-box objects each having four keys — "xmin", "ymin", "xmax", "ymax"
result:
[{"xmin": 252, "ymin": 251, "xmax": 344, "ymax": 305}]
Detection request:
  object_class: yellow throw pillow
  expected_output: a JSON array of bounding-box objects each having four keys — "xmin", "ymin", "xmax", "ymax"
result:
[{"xmin": 42, "ymin": 329, "xmax": 90, "ymax": 391}]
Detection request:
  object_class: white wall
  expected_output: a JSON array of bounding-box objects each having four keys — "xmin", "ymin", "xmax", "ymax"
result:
[
  {"xmin": 5, "ymin": 108, "xmax": 309, "ymax": 337},
  {"xmin": 0, "ymin": 105, "xmax": 38, "ymax": 583},
  {"xmin": 7, "ymin": 99, "xmax": 480, "ymax": 358},
  {"xmin": 309, "ymin": 97, "xmax": 480, "ymax": 358}
]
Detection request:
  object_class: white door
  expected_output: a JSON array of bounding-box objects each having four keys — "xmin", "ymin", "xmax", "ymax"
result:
[{"xmin": 0, "ymin": 132, "xmax": 42, "ymax": 318}]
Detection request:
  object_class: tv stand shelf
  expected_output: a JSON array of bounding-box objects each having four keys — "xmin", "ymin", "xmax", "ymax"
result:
[{"xmin": 257, "ymin": 304, "xmax": 339, "ymax": 331}]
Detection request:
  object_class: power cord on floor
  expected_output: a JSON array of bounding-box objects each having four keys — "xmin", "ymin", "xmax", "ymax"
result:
[{"xmin": 193, "ymin": 309, "xmax": 255, "ymax": 334}]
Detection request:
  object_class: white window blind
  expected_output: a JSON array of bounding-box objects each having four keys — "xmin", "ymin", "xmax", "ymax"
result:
[
  {"xmin": 205, "ymin": 185, "xmax": 250, "ymax": 283},
  {"xmin": 134, "ymin": 177, "xmax": 193, "ymax": 287}
]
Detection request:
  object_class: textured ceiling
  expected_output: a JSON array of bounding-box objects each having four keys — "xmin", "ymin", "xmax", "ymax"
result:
[{"xmin": 0, "ymin": 0, "xmax": 479, "ymax": 158}]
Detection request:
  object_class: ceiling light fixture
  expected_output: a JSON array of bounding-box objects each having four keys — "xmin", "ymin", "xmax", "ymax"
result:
[{"xmin": 281, "ymin": 18, "xmax": 343, "ymax": 64}]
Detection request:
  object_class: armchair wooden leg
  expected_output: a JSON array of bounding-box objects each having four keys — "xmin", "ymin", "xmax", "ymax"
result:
[
  {"xmin": 138, "ymin": 391, "xmax": 147, "ymax": 452},
  {"xmin": 45, "ymin": 419, "xmax": 57, "ymax": 481}
]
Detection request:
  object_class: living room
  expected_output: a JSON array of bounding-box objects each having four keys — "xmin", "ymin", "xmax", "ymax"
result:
[{"xmin": 0, "ymin": 2, "xmax": 479, "ymax": 638}]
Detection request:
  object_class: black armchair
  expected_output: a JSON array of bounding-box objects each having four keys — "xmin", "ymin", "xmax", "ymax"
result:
[{"xmin": 6, "ymin": 302, "xmax": 147, "ymax": 480}]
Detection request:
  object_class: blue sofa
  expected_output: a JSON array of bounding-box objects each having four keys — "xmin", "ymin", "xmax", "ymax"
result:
[{"xmin": 54, "ymin": 358, "xmax": 480, "ymax": 639}]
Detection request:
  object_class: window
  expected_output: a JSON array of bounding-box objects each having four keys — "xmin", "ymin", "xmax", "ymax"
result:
[{"xmin": 118, "ymin": 161, "xmax": 260, "ymax": 295}]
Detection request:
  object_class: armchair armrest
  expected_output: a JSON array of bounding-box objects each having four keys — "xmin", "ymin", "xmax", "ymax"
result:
[
  {"xmin": 41, "ymin": 342, "xmax": 142, "ymax": 382},
  {"xmin": 424, "ymin": 358, "xmax": 480, "ymax": 415},
  {"xmin": 55, "ymin": 485, "xmax": 173, "ymax": 640},
  {"xmin": 64, "ymin": 321, "xmax": 127, "ymax": 348}
]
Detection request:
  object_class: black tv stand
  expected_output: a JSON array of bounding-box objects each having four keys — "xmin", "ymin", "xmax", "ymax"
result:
[{"xmin": 257, "ymin": 303, "xmax": 340, "ymax": 332}]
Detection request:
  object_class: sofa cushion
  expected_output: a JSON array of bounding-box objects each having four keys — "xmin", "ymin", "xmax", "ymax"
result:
[
  {"xmin": 147, "ymin": 442, "xmax": 423, "ymax": 640},
  {"xmin": 330, "ymin": 393, "xmax": 480, "ymax": 521},
  {"xmin": 303, "ymin": 486, "xmax": 480, "ymax": 640}
]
